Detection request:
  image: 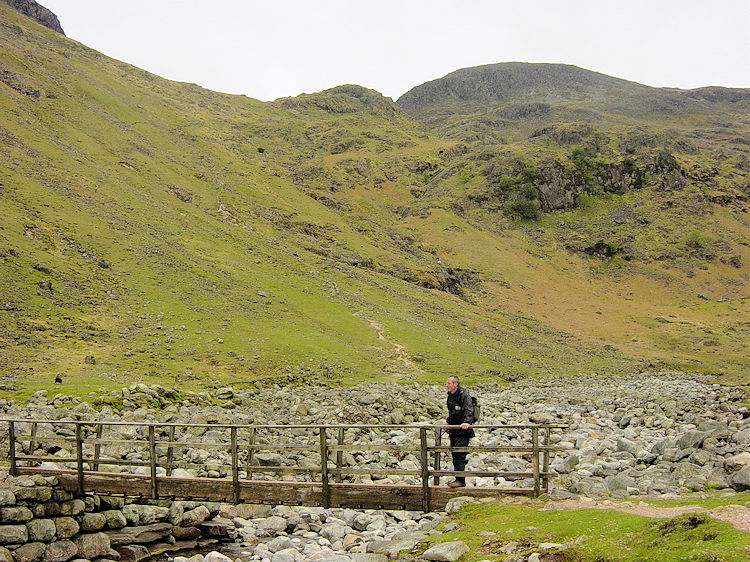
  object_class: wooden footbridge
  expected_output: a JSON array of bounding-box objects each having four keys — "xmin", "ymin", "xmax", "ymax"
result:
[{"xmin": 3, "ymin": 420, "xmax": 564, "ymax": 512}]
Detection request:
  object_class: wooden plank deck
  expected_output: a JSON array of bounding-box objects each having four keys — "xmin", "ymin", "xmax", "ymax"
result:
[{"xmin": 14, "ymin": 467, "xmax": 532, "ymax": 511}]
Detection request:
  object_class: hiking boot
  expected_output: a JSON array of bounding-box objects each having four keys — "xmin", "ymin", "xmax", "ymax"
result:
[{"xmin": 447, "ymin": 479, "xmax": 466, "ymax": 488}]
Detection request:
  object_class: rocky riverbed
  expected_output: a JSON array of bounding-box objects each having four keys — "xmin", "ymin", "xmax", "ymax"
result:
[
  {"xmin": 1, "ymin": 370, "xmax": 749, "ymax": 561},
  {"xmin": 1, "ymin": 370, "xmax": 748, "ymax": 497}
]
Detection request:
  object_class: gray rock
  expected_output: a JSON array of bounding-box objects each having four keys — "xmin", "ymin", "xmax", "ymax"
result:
[
  {"xmin": 0, "ymin": 547, "xmax": 10, "ymax": 562},
  {"xmin": 205, "ymin": 551, "xmax": 236, "ymax": 562},
  {"xmin": 73, "ymin": 532, "xmax": 111, "ymax": 560},
  {"xmin": 115, "ymin": 543, "xmax": 150, "ymax": 561},
  {"xmin": 79, "ymin": 512, "xmax": 107, "ymax": 532},
  {"xmin": 321, "ymin": 522, "xmax": 349, "ymax": 543},
  {"xmin": 255, "ymin": 516, "xmax": 288, "ymax": 534},
  {"xmin": 366, "ymin": 533, "xmax": 423, "ymax": 557},
  {"xmin": 604, "ymin": 473, "xmax": 636, "ymax": 494},
  {"xmin": 43, "ymin": 539, "xmax": 78, "ymax": 562},
  {"xmin": 105, "ymin": 522, "xmax": 172, "ymax": 546},
  {"xmin": 102, "ymin": 510, "xmax": 128, "ymax": 529},
  {"xmin": 724, "ymin": 452, "xmax": 750, "ymax": 472},
  {"xmin": 12, "ymin": 541, "xmax": 47, "ymax": 562},
  {"xmin": 349, "ymin": 555, "xmax": 388, "ymax": 562},
  {"xmin": 444, "ymin": 496, "xmax": 478, "ymax": 514},
  {"xmin": 59, "ymin": 500, "xmax": 85, "ymax": 516},
  {"xmin": 256, "ymin": 453, "xmax": 284, "ymax": 466},
  {"xmin": 553, "ymin": 452, "xmax": 579, "ymax": 474},
  {"xmin": 422, "ymin": 541, "xmax": 470, "ymax": 561},
  {"xmin": 171, "ymin": 526, "xmax": 201, "ymax": 540},
  {"xmin": 181, "ymin": 505, "xmax": 210, "ymax": 527},
  {"xmin": 270, "ymin": 549, "xmax": 299, "ymax": 562},
  {"xmin": 28, "ymin": 518, "xmax": 57, "ymax": 542},
  {"xmin": 54, "ymin": 517, "xmax": 79, "ymax": 539},
  {"xmin": 729, "ymin": 466, "xmax": 750, "ymax": 492},
  {"xmin": 11, "ymin": 484, "xmax": 52, "ymax": 502},
  {"xmin": 676, "ymin": 430, "xmax": 709, "ymax": 451},
  {"xmin": 0, "ymin": 491, "xmax": 14, "ymax": 508},
  {"xmin": 226, "ymin": 503, "xmax": 272, "ymax": 519},
  {"xmin": 267, "ymin": 536, "xmax": 296, "ymax": 553},
  {"xmin": 98, "ymin": 496, "xmax": 125, "ymax": 511},
  {"xmin": 0, "ymin": 506, "xmax": 33, "ymax": 523},
  {"xmin": 121, "ymin": 504, "xmax": 169, "ymax": 526}
]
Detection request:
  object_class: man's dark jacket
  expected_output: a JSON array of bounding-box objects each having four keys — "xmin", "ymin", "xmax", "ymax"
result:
[{"xmin": 446, "ymin": 385, "xmax": 475, "ymax": 438}]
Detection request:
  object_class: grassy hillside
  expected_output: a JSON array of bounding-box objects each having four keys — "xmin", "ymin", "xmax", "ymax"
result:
[{"xmin": 0, "ymin": 6, "xmax": 748, "ymax": 399}]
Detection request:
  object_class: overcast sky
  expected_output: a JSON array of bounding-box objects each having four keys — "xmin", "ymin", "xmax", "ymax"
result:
[{"xmin": 41, "ymin": 0, "xmax": 750, "ymax": 102}]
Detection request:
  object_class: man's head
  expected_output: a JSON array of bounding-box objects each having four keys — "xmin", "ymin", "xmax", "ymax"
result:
[{"xmin": 445, "ymin": 375, "xmax": 459, "ymax": 393}]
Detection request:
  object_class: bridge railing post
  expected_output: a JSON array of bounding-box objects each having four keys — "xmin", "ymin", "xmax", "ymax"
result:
[
  {"xmin": 420, "ymin": 427, "xmax": 430, "ymax": 512},
  {"xmin": 231, "ymin": 426, "xmax": 239, "ymax": 504},
  {"xmin": 543, "ymin": 426, "xmax": 550, "ymax": 493},
  {"xmin": 247, "ymin": 427, "xmax": 256, "ymax": 481},
  {"xmin": 432, "ymin": 428, "xmax": 441, "ymax": 486},
  {"xmin": 92, "ymin": 423, "xmax": 103, "ymax": 472},
  {"xmin": 75, "ymin": 423, "xmax": 84, "ymax": 495},
  {"xmin": 320, "ymin": 427, "xmax": 330, "ymax": 508},
  {"xmin": 28, "ymin": 422, "xmax": 38, "ymax": 465},
  {"xmin": 532, "ymin": 426, "xmax": 540, "ymax": 497},
  {"xmin": 8, "ymin": 421, "xmax": 17, "ymax": 476},
  {"xmin": 148, "ymin": 425, "xmax": 157, "ymax": 499},
  {"xmin": 166, "ymin": 425, "xmax": 175, "ymax": 476},
  {"xmin": 335, "ymin": 427, "xmax": 344, "ymax": 483}
]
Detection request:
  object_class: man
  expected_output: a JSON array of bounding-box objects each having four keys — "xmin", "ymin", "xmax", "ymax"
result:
[{"xmin": 444, "ymin": 375, "xmax": 474, "ymax": 487}]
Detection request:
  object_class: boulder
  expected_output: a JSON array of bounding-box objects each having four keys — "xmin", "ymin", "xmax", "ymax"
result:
[
  {"xmin": 59, "ymin": 500, "xmax": 85, "ymax": 516},
  {"xmin": 0, "ymin": 491, "xmax": 15, "ymax": 508},
  {"xmin": 181, "ymin": 505, "xmax": 210, "ymax": 527},
  {"xmin": 724, "ymin": 452, "xmax": 750, "ymax": 472},
  {"xmin": 12, "ymin": 542, "xmax": 46, "ymax": 562},
  {"xmin": 225, "ymin": 503, "xmax": 272, "ymax": 519},
  {"xmin": 444, "ymin": 496, "xmax": 478, "ymax": 514},
  {"xmin": 27, "ymin": 518, "xmax": 57, "ymax": 542},
  {"xmin": 205, "ymin": 552, "xmax": 235, "ymax": 562},
  {"xmin": 0, "ymin": 523, "xmax": 28, "ymax": 545},
  {"xmin": 256, "ymin": 453, "xmax": 284, "ymax": 466},
  {"xmin": 79, "ymin": 512, "xmax": 107, "ymax": 532},
  {"xmin": 54, "ymin": 517, "xmax": 79, "ymax": 539},
  {"xmin": 675, "ymin": 430, "xmax": 709, "ymax": 451},
  {"xmin": 105, "ymin": 523, "xmax": 173, "ymax": 546},
  {"xmin": 729, "ymin": 466, "xmax": 750, "ymax": 492},
  {"xmin": 72, "ymin": 532, "xmax": 111, "ymax": 559},
  {"xmin": 102, "ymin": 510, "xmax": 128, "ymax": 529},
  {"xmin": 0, "ymin": 547, "xmax": 10, "ymax": 562},
  {"xmin": 0, "ymin": 506, "xmax": 33, "ymax": 523},
  {"xmin": 171, "ymin": 526, "xmax": 201, "ymax": 540},
  {"xmin": 320, "ymin": 522, "xmax": 349, "ymax": 543},
  {"xmin": 11, "ymin": 484, "xmax": 52, "ymax": 502},
  {"xmin": 115, "ymin": 544, "xmax": 150, "ymax": 561},
  {"xmin": 422, "ymin": 541, "xmax": 470, "ymax": 561},
  {"xmin": 43, "ymin": 539, "xmax": 78, "ymax": 562},
  {"xmin": 349, "ymin": 555, "xmax": 388, "ymax": 562},
  {"xmin": 267, "ymin": 536, "xmax": 296, "ymax": 553},
  {"xmin": 255, "ymin": 516, "xmax": 288, "ymax": 534}
]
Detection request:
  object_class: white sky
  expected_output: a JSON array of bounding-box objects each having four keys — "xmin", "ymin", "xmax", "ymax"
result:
[{"xmin": 41, "ymin": 0, "xmax": 750, "ymax": 101}]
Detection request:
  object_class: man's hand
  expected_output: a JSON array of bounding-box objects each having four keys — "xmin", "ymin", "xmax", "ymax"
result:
[{"xmin": 460, "ymin": 423, "xmax": 470, "ymax": 430}]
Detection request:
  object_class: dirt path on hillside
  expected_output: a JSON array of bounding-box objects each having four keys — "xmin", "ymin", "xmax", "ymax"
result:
[
  {"xmin": 361, "ymin": 316, "xmax": 424, "ymax": 378},
  {"xmin": 540, "ymin": 498, "xmax": 750, "ymax": 533}
]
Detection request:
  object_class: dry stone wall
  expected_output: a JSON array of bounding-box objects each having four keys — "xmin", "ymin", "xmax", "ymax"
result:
[{"xmin": 0, "ymin": 474, "xmax": 236, "ymax": 561}]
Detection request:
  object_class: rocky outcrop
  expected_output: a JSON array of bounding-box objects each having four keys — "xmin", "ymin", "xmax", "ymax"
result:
[{"xmin": 2, "ymin": 0, "xmax": 64, "ymax": 34}]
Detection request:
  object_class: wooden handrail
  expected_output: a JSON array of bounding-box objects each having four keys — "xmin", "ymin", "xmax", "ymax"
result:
[{"xmin": 4, "ymin": 419, "xmax": 567, "ymax": 506}]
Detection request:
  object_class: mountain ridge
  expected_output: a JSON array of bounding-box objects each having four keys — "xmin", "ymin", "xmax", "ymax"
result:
[{"xmin": 0, "ymin": 3, "xmax": 747, "ymax": 399}]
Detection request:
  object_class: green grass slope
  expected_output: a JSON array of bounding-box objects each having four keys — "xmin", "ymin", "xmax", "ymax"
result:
[{"xmin": 0, "ymin": 6, "xmax": 747, "ymax": 398}]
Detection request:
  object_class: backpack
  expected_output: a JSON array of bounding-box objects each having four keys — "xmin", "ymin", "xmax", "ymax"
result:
[{"xmin": 471, "ymin": 394, "xmax": 480, "ymax": 423}]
